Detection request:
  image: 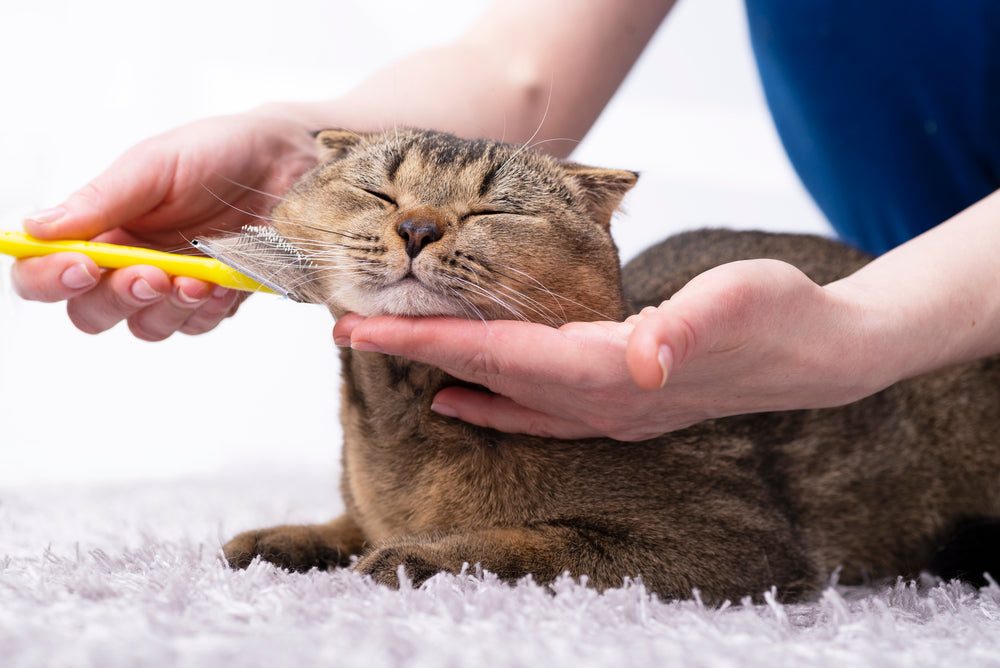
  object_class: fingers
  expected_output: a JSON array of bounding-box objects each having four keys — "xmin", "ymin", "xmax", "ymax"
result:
[
  {"xmin": 61, "ymin": 265, "xmax": 163, "ymax": 335},
  {"xmin": 338, "ymin": 314, "xmax": 621, "ymax": 393},
  {"xmin": 429, "ymin": 384, "xmax": 672, "ymax": 441},
  {"xmin": 430, "ymin": 386, "xmax": 604, "ymax": 440},
  {"xmin": 338, "ymin": 315, "xmax": 558, "ymax": 385},
  {"xmin": 57, "ymin": 266, "xmax": 237, "ymax": 340},
  {"xmin": 11, "ymin": 253, "xmax": 100, "ymax": 303},
  {"xmin": 177, "ymin": 285, "xmax": 245, "ymax": 336},
  {"xmin": 334, "ymin": 313, "xmax": 658, "ymax": 438},
  {"xmin": 13, "ymin": 252, "xmax": 243, "ymax": 339},
  {"xmin": 125, "ymin": 280, "xmax": 240, "ymax": 341},
  {"xmin": 120, "ymin": 278, "xmax": 213, "ymax": 342},
  {"xmin": 332, "ymin": 312, "xmax": 367, "ymax": 347}
]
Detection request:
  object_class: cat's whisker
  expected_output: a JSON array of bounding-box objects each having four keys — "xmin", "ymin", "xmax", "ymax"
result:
[
  {"xmin": 451, "ymin": 260, "xmax": 583, "ymax": 326},
  {"xmin": 522, "ymin": 136, "xmax": 581, "ymax": 154},
  {"xmin": 478, "ymin": 259, "xmax": 615, "ymax": 322},
  {"xmin": 192, "ymin": 185, "xmax": 370, "ymax": 248},
  {"xmin": 200, "ymin": 185, "xmax": 276, "ymax": 224},
  {"xmin": 207, "ymin": 173, "xmax": 298, "ymax": 206},
  {"xmin": 443, "ymin": 286, "xmax": 489, "ymax": 323},
  {"xmin": 269, "ymin": 218, "xmax": 368, "ymax": 242},
  {"xmin": 496, "ymin": 73, "xmax": 554, "ymax": 177},
  {"xmin": 195, "ymin": 229, "xmax": 377, "ymax": 299},
  {"xmin": 440, "ymin": 273, "xmax": 521, "ymax": 315},
  {"xmin": 481, "ymin": 272, "xmax": 569, "ymax": 324},
  {"xmin": 282, "ymin": 254, "xmax": 377, "ymax": 284},
  {"xmin": 453, "ymin": 264, "xmax": 567, "ymax": 325},
  {"xmin": 487, "ymin": 281, "xmax": 567, "ymax": 326},
  {"xmin": 440, "ymin": 272, "xmax": 557, "ymax": 325},
  {"xmin": 305, "ymin": 263, "xmax": 380, "ymax": 285}
]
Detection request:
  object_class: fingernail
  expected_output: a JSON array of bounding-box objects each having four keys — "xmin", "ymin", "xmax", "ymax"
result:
[
  {"xmin": 26, "ymin": 206, "xmax": 67, "ymax": 225},
  {"xmin": 657, "ymin": 344, "xmax": 671, "ymax": 389},
  {"xmin": 211, "ymin": 285, "xmax": 231, "ymax": 299},
  {"xmin": 351, "ymin": 341, "xmax": 384, "ymax": 353},
  {"xmin": 176, "ymin": 284, "xmax": 208, "ymax": 305},
  {"xmin": 131, "ymin": 277, "xmax": 162, "ymax": 301},
  {"xmin": 334, "ymin": 336, "xmax": 351, "ymax": 347},
  {"xmin": 431, "ymin": 402, "xmax": 459, "ymax": 418},
  {"xmin": 60, "ymin": 263, "xmax": 98, "ymax": 290}
]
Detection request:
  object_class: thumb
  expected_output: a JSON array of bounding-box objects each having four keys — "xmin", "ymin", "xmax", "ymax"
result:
[
  {"xmin": 624, "ymin": 259, "xmax": 805, "ymax": 391},
  {"xmin": 624, "ymin": 265, "xmax": 739, "ymax": 391},
  {"xmin": 24, "ymin": 143, "xmax": 176, "ymax": 240},
  {"xmin": 625, "ymin": 304, "xmax": 699, "ymax": 391}
]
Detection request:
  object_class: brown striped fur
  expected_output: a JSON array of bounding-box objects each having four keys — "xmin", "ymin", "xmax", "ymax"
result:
[{"xmin": 221, "ymin": 129, "xmax": 1000, "ymax": 603}]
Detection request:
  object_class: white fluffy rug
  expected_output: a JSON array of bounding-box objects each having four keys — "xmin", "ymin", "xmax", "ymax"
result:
[{"xmin": 3, "ymin": 463, "xmax": 1000, "ymax": 668}]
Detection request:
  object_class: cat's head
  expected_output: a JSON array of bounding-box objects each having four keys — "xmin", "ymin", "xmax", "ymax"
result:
[{"xmin": 228, "ymin": 128, "xmax": 637, "ymax": 325}]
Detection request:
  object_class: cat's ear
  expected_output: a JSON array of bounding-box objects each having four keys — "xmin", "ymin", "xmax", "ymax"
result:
[
  {"xmin": 314, "ymin": 129, "xmax": 363, "ymax": 162},
  {"xmin": 563, "ymin": 165, "xmax": 639, "ymax": 228}
]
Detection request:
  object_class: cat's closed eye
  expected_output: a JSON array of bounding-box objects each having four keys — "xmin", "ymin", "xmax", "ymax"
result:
[
  {"xmin": 357, "ymin": 187, "xmax": 396, "ymax": 207},
  {"xmin": 461, "ymin": 210, "xmax": 511, "ymax": 221}
]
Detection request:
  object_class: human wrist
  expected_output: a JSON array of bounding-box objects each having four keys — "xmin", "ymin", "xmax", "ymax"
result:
[
  {"xmin": 820, "ymin": 276, "xmax": 919, "ymax": 401},
  {"xmin": 247, "ymin": 101, "xmax": 331, "ymax": 132},
  {"xmin": 248, "ymin": 97, "xmax": 395, "ymax": 137}
]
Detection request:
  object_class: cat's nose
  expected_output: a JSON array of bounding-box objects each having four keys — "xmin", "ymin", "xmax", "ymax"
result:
[{"xmin": 396, "ymin": 217, "xmax": 443, "ymax": 258}]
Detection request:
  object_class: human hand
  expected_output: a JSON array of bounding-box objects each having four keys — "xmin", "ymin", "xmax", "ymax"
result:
[
  {"xmin": 336, "ymin": 311, "xmax": 659, "ymax": 440},
  {"xmin": 333, "ymin": 259, "xmax": 886, "ymax": 440},
  {"xmin": 11, "ymin": 109, "xmax": 318, "ymax": 340}
]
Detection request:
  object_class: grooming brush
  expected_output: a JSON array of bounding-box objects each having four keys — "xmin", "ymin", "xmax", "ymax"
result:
[
  {"xmin": 192, "ymin": 225, "xmax": 319, "ymax": 303},
  {"xmin": 0, "ymin": 229, "xmax": 307, "ymax": 298}
]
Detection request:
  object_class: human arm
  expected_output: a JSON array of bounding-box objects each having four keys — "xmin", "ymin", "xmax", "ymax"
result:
[
  {"xmin": 333, "ymin": 188, "xmax": 1000, "ymax": 440},
  {"xmin": 317, "ymin": 0, "xmax": 674, "ymax": 156},
  {"xmin": 12, "ymin": 0, "xmax": 672, "ymax": 339}
]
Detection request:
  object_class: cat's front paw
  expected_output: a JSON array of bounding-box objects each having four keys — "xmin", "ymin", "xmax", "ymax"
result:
[
  {"xmin": 223, "ymin": 522, "xmax": 359, "ymax": 572},
  {"xmin": 354, "ymin": 544, "xmax": 456, "ymax": 588}
]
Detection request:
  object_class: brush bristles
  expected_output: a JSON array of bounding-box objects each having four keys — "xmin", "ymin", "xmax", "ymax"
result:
[
  {"xmin": 193, "ymin": 226, "xmax": 321, "ymax": 303},
  {"xmin": 238, "ymin": 226, "xmax": 317, "ymax": 272}
]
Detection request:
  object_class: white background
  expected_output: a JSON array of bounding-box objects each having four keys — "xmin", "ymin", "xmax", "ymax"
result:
[{"xmin": 0, "ymin": 0, "xmax": 828, "ymax": 486}]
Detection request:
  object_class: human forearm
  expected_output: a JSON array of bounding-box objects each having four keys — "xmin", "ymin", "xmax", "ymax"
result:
[
  {"xmin": 826, "ymin": 188, "xmax": 1000, "ymax": 388},
  {"xmin": 259, "ymin": 0, "xmax": 674, "ymax": 157}
]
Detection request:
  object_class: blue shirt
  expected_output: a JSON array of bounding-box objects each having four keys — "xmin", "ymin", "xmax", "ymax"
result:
[{"xmin": 745, "ymin": 0, "xmax": 1000, "ymax": 255}]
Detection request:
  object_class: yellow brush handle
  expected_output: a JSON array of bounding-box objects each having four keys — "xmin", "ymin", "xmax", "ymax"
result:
[{"xmin": 0, "ymin": 231, "xmax": 275, "ymax": 294}]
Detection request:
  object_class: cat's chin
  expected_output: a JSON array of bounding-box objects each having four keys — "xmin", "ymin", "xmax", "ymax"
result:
[{"xmin": 339, "ymin": 283, "xmax": 473, "ymax": 319}]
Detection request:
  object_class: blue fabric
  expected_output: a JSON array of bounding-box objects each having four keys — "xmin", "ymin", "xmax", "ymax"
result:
[{"xmin": 744, "ymin": 0, "xmax": 1000, "ymax": 255}]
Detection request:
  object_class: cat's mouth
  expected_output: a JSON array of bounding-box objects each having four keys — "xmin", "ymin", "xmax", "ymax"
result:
[
  {"xmin": 353, "ymin": 275, "xmax": 466, "ymax": 318},
  {"xmin": 331, "ymin": 259, "xmax": 465, "ymax": 318}
]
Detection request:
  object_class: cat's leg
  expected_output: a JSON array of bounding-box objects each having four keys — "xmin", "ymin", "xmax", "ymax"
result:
[
  {"xmin": 223, "ymin": 513, "xmax": 366, "ymax": 572},
  {"xmin": 354, "ymin": 521, "xmax": 819, "ymax": 602},
  {"xmin": 354, "ymin": 525, "xmax": 578, "ymax": 588},
  {"xmin": 353, "ymin": 523, "xmax": 694, "ymax": 594}
]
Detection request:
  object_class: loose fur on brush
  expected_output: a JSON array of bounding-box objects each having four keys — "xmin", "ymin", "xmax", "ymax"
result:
[{"xmin": 219, "ymin": 128, "xmax": 1000, "ymax": 604}]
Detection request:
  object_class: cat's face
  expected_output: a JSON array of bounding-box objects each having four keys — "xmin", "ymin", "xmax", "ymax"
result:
[{"xmin": 261, "ymin": 129, "xmax": 637, "ymax": 325}]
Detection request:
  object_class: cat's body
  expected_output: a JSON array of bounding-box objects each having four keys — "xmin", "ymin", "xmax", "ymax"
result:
[{"xmin": 221, "ymin": 129, "xmax": 1000, "ymax": 603}]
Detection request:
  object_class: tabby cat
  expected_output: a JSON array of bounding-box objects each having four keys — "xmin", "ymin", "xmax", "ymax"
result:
[{"xmin": 219, "ymin": 128, "xmax": 1000, "ymax": 603}]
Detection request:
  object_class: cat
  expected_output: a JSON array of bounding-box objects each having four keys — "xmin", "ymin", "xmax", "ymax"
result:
[{"xmin": 218, "ymin": 128, "xmax": 1000, "ymax": 603}]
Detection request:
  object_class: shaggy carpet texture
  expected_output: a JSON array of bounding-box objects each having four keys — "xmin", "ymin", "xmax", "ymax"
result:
[{"xmin": 3, "ymin": 463, "xmax": 1000, "ymax": 668}]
